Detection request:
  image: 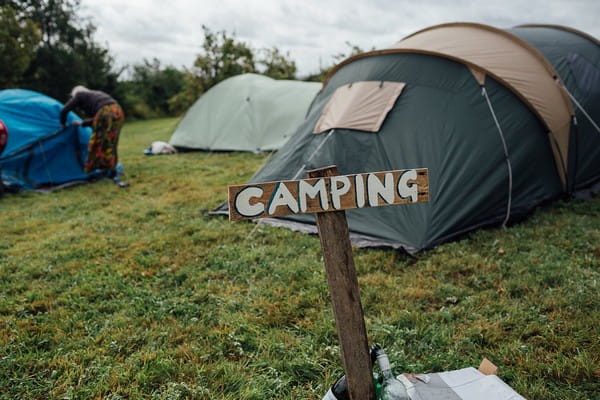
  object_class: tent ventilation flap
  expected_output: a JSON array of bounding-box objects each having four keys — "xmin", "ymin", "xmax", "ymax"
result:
[{"xmin": 314, "ymin": 81, "xmax": 405, "ymax": 133}]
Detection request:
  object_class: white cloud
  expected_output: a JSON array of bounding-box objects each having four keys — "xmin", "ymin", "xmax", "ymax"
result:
[{"xmin": 81, "ymin": 0, "xmax": 600, "ymax": 78}]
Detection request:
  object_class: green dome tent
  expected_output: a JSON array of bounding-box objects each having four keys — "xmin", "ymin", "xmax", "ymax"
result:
[
  {"xmin": 169, "ymin": 73, "xmax": 321, "ymax": 152},
  {"xmin": 217, "ymin": 22, "xmax": 589, "ymax": 252},
  {"xmin": 508, "ymin": 24, "xmax": 600, "ymax": 195}
]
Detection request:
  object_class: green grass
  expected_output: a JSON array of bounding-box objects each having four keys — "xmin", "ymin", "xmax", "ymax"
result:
[{"xmin": 1, "ymin": 117, "xmax": 598, "ymax": 399}]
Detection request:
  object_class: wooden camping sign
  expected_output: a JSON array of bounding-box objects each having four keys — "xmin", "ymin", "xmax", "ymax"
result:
[
  {"xmin": 228, "ymin": 166, "xmax": 429, "ymax": 400},
  {"xmin": 228, "ymin": 168, "xmax": 429, "ymax": 221}
]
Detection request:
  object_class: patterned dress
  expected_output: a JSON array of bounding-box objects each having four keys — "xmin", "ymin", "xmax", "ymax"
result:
[{"xmin": 85, "ymin": 104, "xmax": 125, "ymax": 173}]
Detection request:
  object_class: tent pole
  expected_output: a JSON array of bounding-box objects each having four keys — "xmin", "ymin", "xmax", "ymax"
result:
[
  {"xmin": 556, "ymin": 79, "xmax": 600, "ymax": 135},
  {"xmin": 292, "ymin": 129, "xmax": 335, "ymax": 180},
  {"xmin": 482, "ymin": 86, "xmax": 513, "ymax": 228}
]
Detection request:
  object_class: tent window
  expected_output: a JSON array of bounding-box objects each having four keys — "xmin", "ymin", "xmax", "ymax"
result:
[{"xmin": 313, "ymin": 81, "xmax": 405, "ymax": 134}]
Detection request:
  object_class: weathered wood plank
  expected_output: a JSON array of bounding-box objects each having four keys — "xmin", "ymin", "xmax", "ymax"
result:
[{"xmin": 229, "ymin": 167, "xmax": 429, "ymax": 221}]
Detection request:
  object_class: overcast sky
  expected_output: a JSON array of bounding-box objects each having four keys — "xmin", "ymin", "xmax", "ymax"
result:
[{"xmin": 82, "ymin": 0, "xmax": 600, "ymax": 78}]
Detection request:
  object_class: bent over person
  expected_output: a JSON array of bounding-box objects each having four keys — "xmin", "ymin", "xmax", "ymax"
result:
[{"xmin": 60, "ymin": 86, "xmax": 125, "ymax": 176}]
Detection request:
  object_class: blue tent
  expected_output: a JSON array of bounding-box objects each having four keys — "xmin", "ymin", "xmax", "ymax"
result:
[{"xmin": 0, "ymin": 89, "xmax": 92, "ymax": 190}]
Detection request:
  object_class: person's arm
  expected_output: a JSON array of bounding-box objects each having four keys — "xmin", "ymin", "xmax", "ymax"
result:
[
  {"xmin": 80, "ymin": 118, "xmax": 94, "ymax": 127},
  {"xmin": 59, "ymin": 96, "xmax": 79, "ymax": 126}
]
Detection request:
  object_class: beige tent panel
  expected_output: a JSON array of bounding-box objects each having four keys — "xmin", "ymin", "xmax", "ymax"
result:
[
  {"xmin": 313, "ymin": 81, "xmax": 405, "ymax": 134},
  {"xmin": 516, "ymin": 24, "xmax": 600, "ymax": 46},
  {"xmin": 323, "ymin": 48, "xmax": 554, "ymax": 137},
  {"xmin": 322, "ymin": 48, "xmax": 567, "ymax": 181},
  {"xmin": 392, "ymin": 22, "xmax": 574, "ymax": 186}
]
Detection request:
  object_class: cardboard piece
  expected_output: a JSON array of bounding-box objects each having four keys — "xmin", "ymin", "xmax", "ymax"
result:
[
  {"xmin": 397, "ymin": 360, "xmax": 525, "ymax": 400},
  {"xmin": 479, "ymin": 358, "xmax": 499, "ymax": 376}
]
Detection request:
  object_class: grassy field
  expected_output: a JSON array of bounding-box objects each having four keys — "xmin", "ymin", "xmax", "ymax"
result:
[{"xmin": 1, "ymin": 118, "xmax": 598, "ymax": 399}]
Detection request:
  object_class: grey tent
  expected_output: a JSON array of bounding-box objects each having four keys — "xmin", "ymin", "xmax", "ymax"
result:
[
  {"xmin": 508, "ymin": 24, "xmax": 600, "ymax": 195},
  {"xmin": 217, "ymin": 23, "xmax": 598, "ymax": 252},
  {"xmin": 169, "ymin": 73, "xmax": 321, "ymax": 152}
]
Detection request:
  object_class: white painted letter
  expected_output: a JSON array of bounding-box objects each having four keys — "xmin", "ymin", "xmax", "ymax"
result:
[
  {"xmin": 354, "ymin": 174, "xmax": 365, "ymax": 208},
  {"xmin": 330, "ymin": 176, "xmax": 351, "ymax": 209},
  {"xmin": 298, "ymin": 179, "xmax": 328, "ymax": 212},
  {"xmin": 235, "ymin": 186, "xmax": 265, "ymax": 217},
  {"xmin": 367, "ymin": 173, "xmax": 395, "ymax": 206},
  {"xmin": 398, "ymin": 169, "xmax": 418, "ymax": 202},
  {"xmin": 267, "ymin": 182, "xmax": 299, "ymax": 215}
]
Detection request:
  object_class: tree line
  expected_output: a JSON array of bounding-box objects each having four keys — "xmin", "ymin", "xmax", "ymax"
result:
[{"xmin": 1, "ymin": 0, "xmax": 365, "ymax": 120}]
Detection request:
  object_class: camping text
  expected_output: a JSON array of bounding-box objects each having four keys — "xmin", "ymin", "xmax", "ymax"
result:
[{"xmin": 228, "ymin": 168, "xmax": 429, "ymax": 221}]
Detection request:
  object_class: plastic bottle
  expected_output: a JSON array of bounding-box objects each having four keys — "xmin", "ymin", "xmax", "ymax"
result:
[
  {"xmin": 322, "ymin": 346, "xmax": 382, "ymax": 400},
  {"xmin": 322, "ymin": 375, "xmax": 350, "ymax": 400},
  {"xmin": 373, "ymin": 346, "xmax": 409, "ymax": 400},
  {"xmin": 322, "ymin": 374, "xmax": 382, "ymax": 400}
]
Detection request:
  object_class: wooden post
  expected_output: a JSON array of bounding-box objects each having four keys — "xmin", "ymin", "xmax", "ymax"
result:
[{"xmin": 308, "ymin": 166, "xmax": 375, "ymax": 400}]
